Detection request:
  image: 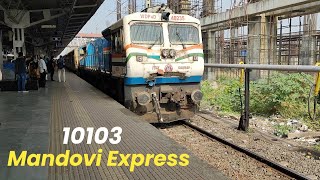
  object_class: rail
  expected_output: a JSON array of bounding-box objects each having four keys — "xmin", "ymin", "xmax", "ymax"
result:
[
  {"xmin": 180, "ymin": 120, "xmax": 309, "ymax": 180},
  {"xmin": 204, "ymin": 63, "xmax": 320, "ymax": 131}
]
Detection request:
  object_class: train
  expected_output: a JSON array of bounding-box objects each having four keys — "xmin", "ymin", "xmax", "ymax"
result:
[{"xmin": 64, "ymin": 5, "xmax": 204, "ymax": 123}]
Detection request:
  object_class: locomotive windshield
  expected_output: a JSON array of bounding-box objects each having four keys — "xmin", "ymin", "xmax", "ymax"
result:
[
  {"xmin": 169, "ymin": 24, "xmax": 199, "ymax": 45},
  {"xmin": 130, "ymin": 23, "xmax": 163, "ymax": 44}
]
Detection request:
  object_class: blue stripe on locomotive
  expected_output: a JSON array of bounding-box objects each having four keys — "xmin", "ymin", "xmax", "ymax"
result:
[{"xmin": 125, "ymin": 76, "xmax": 203, "ymax": 85}]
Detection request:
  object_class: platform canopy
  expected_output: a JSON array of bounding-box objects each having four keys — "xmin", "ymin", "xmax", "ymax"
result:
[{"xmin": 0, "ymin": 0, "xmax": 104, "ymax": 56}]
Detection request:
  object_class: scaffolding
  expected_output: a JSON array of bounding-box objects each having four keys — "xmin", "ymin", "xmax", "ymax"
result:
[
  {"xmin": 167, "ymin": 0, "xmax": 220, "ymax": 17},
  {"xmin": 199, "ymin": 0, "xmax": 319, "ymax": 80}
]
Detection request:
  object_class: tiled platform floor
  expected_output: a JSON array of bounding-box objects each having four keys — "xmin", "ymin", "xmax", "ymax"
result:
[{"xmin": 0, "ymin": 72, "xmax": 227, "ymax": 180}]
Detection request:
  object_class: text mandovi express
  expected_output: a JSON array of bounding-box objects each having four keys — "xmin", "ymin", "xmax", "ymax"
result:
[{"xmin": 7, "ymin": 149, "xmax": 189, "ymax": 172}]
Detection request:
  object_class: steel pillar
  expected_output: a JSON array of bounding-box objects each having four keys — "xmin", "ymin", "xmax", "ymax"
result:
[{"xmin": 12, "ymin": 27, "xmax": 26, "ymax": 57}]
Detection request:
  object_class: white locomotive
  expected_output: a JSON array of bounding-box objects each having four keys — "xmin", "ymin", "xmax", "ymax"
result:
[{"xmin": 79, "ymin": 5, "xmax": 204, "ymax": 122}]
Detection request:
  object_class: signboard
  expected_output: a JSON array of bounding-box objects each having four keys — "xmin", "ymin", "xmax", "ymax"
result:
[{"xmin": 240, "ymin": 50, "xmax": 247, "ymax": 57}]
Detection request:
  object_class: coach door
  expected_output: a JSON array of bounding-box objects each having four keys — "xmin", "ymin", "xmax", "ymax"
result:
[{"xmin": 110, "ymin": 28, "xmax": 126, "ymax": 78}]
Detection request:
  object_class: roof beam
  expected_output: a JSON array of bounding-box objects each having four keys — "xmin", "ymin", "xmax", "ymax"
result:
[
  {"xmin": 70, "ymin": 16, "xmax": 87, "ymax": 20},
  {"xmin": 73, "ymin": 4, "xmax": 97, "ymax": 9},
  {"xmin": 64, "ymin": 33, "xmax": 75, "ymax": 36},
  {"xmin": 70, "ymin": 13, "xmax": 90, "ymax": 17},
  {"xmin": 67, "ymin": 24, "xmax": 81, "ymax": 28},
  {"xmin": 279, "ymin": 6, "xmax": 320, "ymax": 20},
  {"xmin": 28, "ymin": 11, "xmax": 65, "ymax": 27},
  {"xmin": 65, "ymin": 29, "xmax": 80, "ymax": 32},
  {"xmin": 68, "ymin": 21, "xmax": 83, "ymax": 25},
  {"xmin": 29, "ymin": 8, "xmax": 62, "ymax": 13},
  {"xmin": 62, "ymin": 0, "xmax": 80, "ymax": 38},
  {"xmin": 63, "ymin": 34, "xmax": 75, "ymax": 37},
  {"xmin": 63, "ymin": 36, "xmax": 76, "ymax": 39},
  {"xmin": 61, "ymin": 0, "xmax": 103, "ymax": 45},
  {"xmin": 65, "ymin": 26, "xmax": 82, "ymax": 29}
]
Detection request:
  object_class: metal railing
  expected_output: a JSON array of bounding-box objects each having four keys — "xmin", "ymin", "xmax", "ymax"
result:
[
  {"xmin": 204, "ymin": 63, "xmax": 320, "ymax": 131},
  {"xmin": 205, "ymin": 64, "xmax": 320, "ymax": 72}
]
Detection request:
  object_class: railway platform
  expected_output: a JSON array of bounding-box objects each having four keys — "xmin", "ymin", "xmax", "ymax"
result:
[{"xmin": 0, "ymin": 72, "xmax": 227, "ymax": 180}]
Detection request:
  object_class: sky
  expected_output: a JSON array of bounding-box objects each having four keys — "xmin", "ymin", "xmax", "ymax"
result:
[
  {"xmin": 79, "ymin": 0, "xmax": 320, "ymax": 35},
  {"xmin": 80, "ymin": 0, "xmax": 148, "ymax": 34},
  {"xmin": 79, "ymin": 1, "xmax": 116, "ymax": 34}
]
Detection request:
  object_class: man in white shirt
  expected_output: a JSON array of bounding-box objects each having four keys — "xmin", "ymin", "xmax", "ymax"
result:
[{"xmin": 38, "ymin": 55, "xmax": 47, "ymax": 88}]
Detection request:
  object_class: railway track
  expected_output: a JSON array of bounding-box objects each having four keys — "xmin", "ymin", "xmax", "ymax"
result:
[{"xmin": 154, "ymin": 119, "xmax": 310, "ymax": 180}]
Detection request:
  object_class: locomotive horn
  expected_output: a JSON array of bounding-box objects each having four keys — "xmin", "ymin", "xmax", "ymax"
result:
[{"xmin": 161, "ymin": 12, "xmax": 170, "ymax": 21}]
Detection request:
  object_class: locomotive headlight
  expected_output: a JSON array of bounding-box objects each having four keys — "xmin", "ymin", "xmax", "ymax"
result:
[
  {"xmin": 169, "ymin": 49, "xmax": 176, "ymax": 58},
  {"xmin": 136, "ymin": 56, "xmax": 143, "ymax": 62},
  {"xmin": 162, "ymin": 49, "xmax": 169, "ymax": 58}
]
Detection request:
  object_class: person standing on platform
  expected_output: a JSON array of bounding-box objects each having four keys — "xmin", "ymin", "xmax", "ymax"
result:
[
  {"xmin": 29, "ymin": 56, "xmax": 39, "ymax": 80},
  {"xmin": 14, "ymin": 52, "xmax": 28, "ymax": 92},
  {"xmin": 44, "ymin": 56, "xmax": 49, "ymax": 80},
  {"xmin": 38, "ymin": 55, "xmax": 47, "ymax": 88},
  {"xmin": 48, "ymin": 56, "xmax": 55, "ymax": 81},
  {"xmin": 57, "ymin": 55, "xmax": 66, "ymax": 82}
]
